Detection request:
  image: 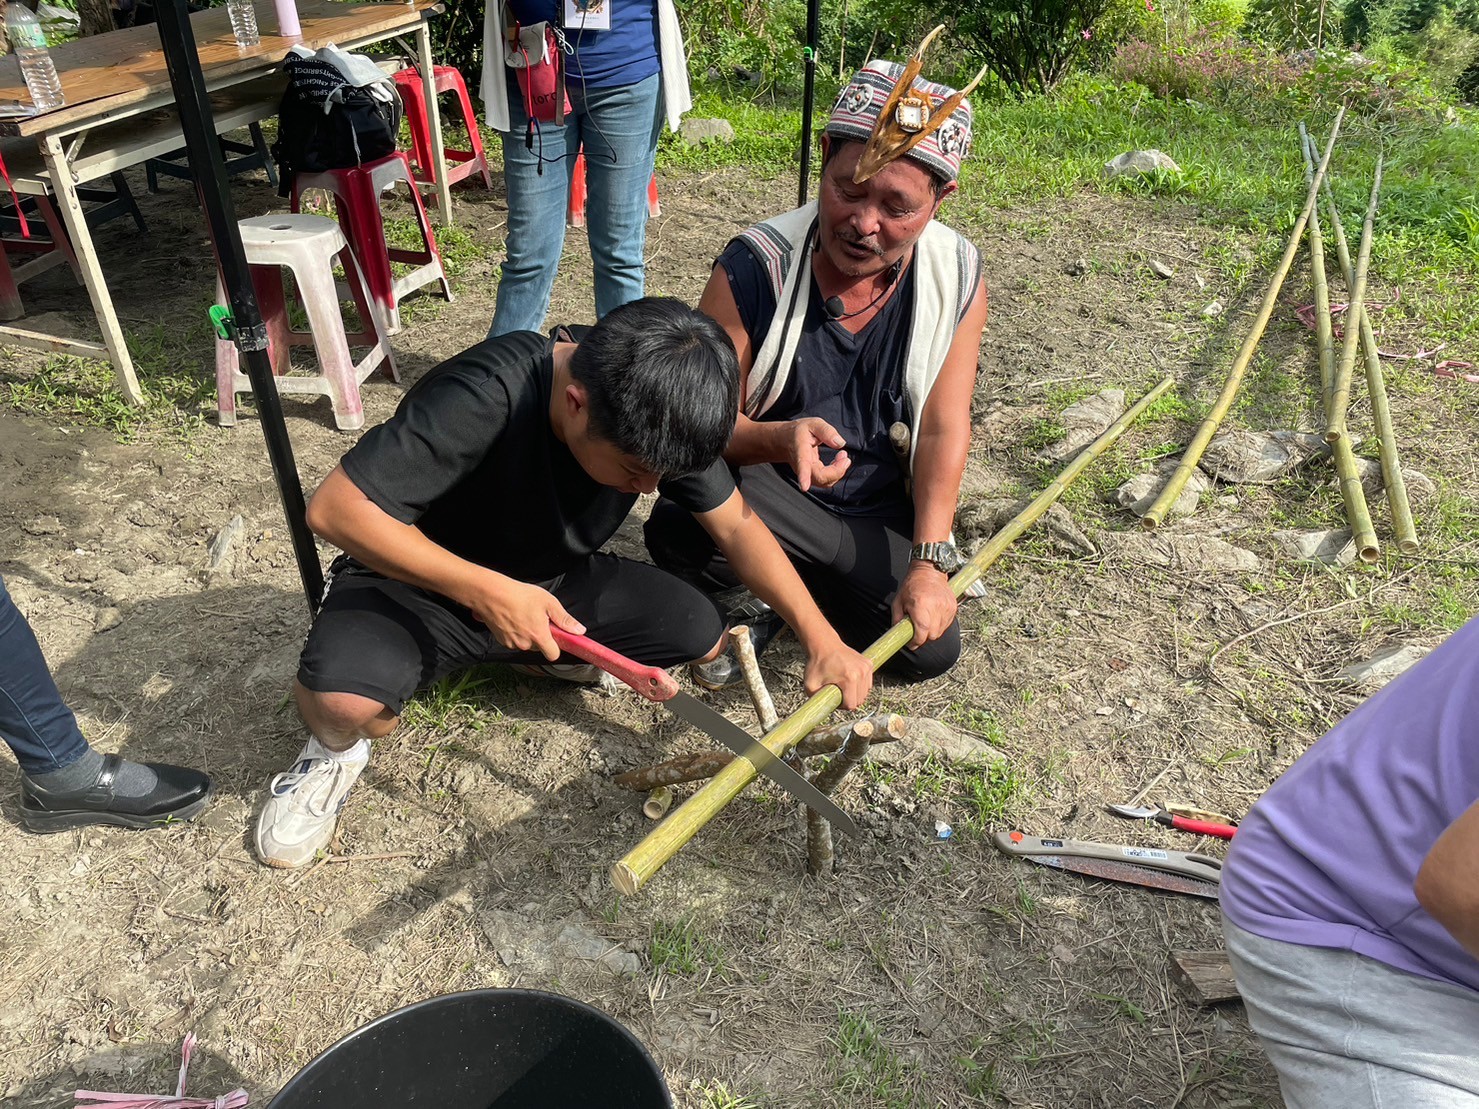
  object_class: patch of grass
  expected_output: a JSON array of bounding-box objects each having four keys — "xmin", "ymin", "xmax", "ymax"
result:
[
  {"xmin": 649, "ymin": 915, "xmax": 725, "ymax": 977},
  {"xmin": 832, "ymin": 1009, "xmax": 918, "ymax": 1108},
  {"xmin": 1020, "ymin": 417, "xmax": 1066, "ymax": 453},
  {"xmin": 400, "ymin": 666, "xmax": 508, "ymax": 732},
  {"xmin": 696, "ymin": 1081, "xmax": 762, "ymax": 1109},
  {"xmin": 915, "ymin": 753, "xmax": 1030, "ymax": 831}
]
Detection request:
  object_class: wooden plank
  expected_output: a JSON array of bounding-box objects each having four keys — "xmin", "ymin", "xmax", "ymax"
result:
[
  {"xmin": 1169, "ymin": 949, "xmax": 1242, "ymax": 1007},
  {"xmin": 0, "ymin": 323, "xmax": 110, "ymax": 358},
  {"xmin": 0, "ymin": 0, "xmax": 438, "ymax": 137}
]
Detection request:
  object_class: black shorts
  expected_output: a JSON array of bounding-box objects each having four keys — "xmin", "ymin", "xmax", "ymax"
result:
[{"xmin": 297, "ymin": 555, "xmax": 727, "ymax": 713}]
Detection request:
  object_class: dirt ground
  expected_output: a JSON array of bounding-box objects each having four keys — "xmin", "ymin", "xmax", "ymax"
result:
[{"xmin": 1, "ymin": 150, "xmax": 1476, "ymax": 1109}]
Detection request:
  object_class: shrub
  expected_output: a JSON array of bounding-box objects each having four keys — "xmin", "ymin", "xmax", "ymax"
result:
[{"xmin": 953, "ymin": 0, "xmax": 1115, "ymax": 95}]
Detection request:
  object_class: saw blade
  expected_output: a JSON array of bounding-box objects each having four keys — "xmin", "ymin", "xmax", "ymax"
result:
[{"xmin": 1022, "ymin": 854, "xmax": 1221, "ymax": 900}]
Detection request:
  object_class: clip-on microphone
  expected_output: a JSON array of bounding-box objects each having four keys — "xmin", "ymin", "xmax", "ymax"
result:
[{"xmin": 824, "ymin": 258, "xmax": 903, "ymax": 320}]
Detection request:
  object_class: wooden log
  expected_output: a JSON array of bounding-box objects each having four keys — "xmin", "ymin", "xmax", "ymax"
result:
[
  {"xmin": 610, "ymin": 713, "xmax": 908, "ymax": 792},
  {"xmin": 1325, "ymin": 154, "xmax": 1384, "ymax": 446},
  {"xmin": 642, "ymin": 786, "xmax": 674, "ymax": 821},
  {"xmin": 1141, "ymin": 108, "xmax": 1345, "ymax": 530},
  {"xmin": 730, "ymin": 624, "xmax": 779, "ymax": 731},
  {"xmin": 1169, "ymin": 949, "xmax": 1242, "ymax": 1006},
  {"xmin": 1317, "ymin": 149, "xmax": 1417, "ymax": 554},
  {"xmin": 805, "ymin": 724, "xmax": 872, "ymax": 878},
  {"xmin": 1299, "ymin": 125, "xmax": 1379, "ymax": 564},
  {"xmin": 611, "ymin": 377, "xmax": 1174, "ymax": 896}
]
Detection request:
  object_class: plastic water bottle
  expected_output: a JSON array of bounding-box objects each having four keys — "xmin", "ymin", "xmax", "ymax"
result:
[
  {"xmin": 6, "ymin": 4, "xmax": 64, "ymax": 112},
  {"xmin": 226, "ymin": 0, "xmax": 260, "ymax": 48}
]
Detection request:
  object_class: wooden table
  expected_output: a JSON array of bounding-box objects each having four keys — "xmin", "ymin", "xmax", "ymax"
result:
[{"xmin": 0, "ymin": 0, "xmax": 454, "ymax": 405}]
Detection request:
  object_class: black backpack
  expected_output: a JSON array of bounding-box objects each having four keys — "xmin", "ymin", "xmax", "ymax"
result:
[{"xmin": 271, "ymin": 52, "xmax": 403, "ymax": 196}]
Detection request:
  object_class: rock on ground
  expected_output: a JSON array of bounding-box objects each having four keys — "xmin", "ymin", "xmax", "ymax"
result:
[
  {"xmin": 1350, "ymin": 458, "xmax": 1437, "ymax": 503},
  {"xmin": 678, "ymin": 117, "xmax": 735, "ymax": 145},
  {"xmin": 479, "ymin": 908, "xmax": 640, "ymax": 977},
  {"xmin": 1337, "ymin": 643, "xmax": 1430, "ymax": 687},
  {"xmin": 1103, "ymin": 532, "xmax": 1261, "ymax": 574},
  {"xmin": 956, "ymin": 498, "xmax": 1096, "ymax": 557},
  {"xmin": 1117, "ymin": 458, "xmax": 1212, "ymax": 521},
  {"xmin": 1104, "ymin": 150, "xmax": 1181, "ymax": 178},
  {"xmin": 1200, "ymin": 430, "xmax": 1330, "ymax": 485},
  {"xmin": 1271, "ymin": 528, "xmax": 1358, "ymax": 567},
  {"xmin": 1037, "ymin": 389, "xmax": 1126, "ymax": 463}
]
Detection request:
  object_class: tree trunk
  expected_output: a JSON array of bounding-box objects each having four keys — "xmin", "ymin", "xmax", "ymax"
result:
[{"xmin": 78, "ymin": 0, "xmax": 115, "ymax": 37}]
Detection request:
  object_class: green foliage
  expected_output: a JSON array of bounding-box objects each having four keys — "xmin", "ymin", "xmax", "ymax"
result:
[
  {"xmin": 1243, "ymin": 0, "xmax": 1339, "ymax": 47},
  {"xmin": 953, "ymin": 0, "xmax": 1114, "ymax": 95},
  {"xmin": 649, "ymin": 916, "xmax": 725, "ymax": 976}
]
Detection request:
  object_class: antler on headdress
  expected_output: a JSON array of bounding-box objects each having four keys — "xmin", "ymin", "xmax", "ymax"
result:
[{"xmin": 853, "ymin": 26, "xmax": 988, "ymax": 183}]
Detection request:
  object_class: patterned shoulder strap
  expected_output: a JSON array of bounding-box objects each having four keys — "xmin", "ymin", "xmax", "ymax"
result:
[{"xmin": 734, "ymin": 219, "xmax": 794, "ymax": 303}]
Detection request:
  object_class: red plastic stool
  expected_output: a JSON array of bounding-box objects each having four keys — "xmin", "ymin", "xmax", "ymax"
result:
[
  {"xmin": 392, "ymin": 65, "xmax": 493, "ymax": 203},
  {"xmin": 216, "ymin": 214, "xmax": 398, "ymax": 432},
  {"xmin": 0, "ymin": 194, "xmax": 81, "ymax": 321},
  {"xmin": 568, "ymin": 150, "xmax": 660, "ymax": 229},
  {"xmin": 291, "ymin": 152, "xmax": 453, "ymax": 335}
]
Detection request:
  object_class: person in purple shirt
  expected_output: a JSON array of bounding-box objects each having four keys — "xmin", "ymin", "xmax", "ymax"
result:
[{"xmin": 1220, "ymin": 614, "xmax": 1479, "ymax": 1106}]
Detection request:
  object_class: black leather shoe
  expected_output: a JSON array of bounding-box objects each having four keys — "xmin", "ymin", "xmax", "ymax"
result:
[{"xmin": 20, "ymin": 754, "xmax": 213, "ymax": 833}]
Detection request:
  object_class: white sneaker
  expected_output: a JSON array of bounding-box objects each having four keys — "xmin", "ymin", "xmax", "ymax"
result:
[{"xmin": 254, "ymin": 738, "xmax": 368, "ymax": 869}]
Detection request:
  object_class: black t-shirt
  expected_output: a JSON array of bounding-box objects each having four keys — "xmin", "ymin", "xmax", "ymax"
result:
[
  {"xmin": 719, "ymin": 238, "xmax": 912, "ymax": 517},
  {"xmin": 341, "ymin": 331, "xmax": 735, "ymax": 583}
]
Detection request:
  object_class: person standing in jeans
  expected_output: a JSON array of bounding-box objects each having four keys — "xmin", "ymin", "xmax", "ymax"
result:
[
  {"xmin": 480, "ymin": 0, "xmax": 691, "ymax": 335},
  {"xmin": 0, "ymin": 574, "xmax": 212, "ymax": 833}
]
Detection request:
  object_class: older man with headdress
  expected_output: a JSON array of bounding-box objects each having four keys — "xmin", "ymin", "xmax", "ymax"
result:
[{"xmin": 646, "ymin": 38, "xmax": 989, "ymax": 689}]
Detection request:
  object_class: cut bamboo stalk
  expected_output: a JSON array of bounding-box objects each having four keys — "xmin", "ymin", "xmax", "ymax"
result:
[
  {"xmin": 730, "ymin": 624, "xmax": 779, "ymax": 731},
  {"xmin": 1325, "ymin": 154, "xmax": 1383, "ymax": 445},
  {"xmin": 805, "ymin": 723, "xmax": 873, "ymax": 878},
  {"xmin": 643, "ymin": 786, "xmax": 674, "ymax": 820},
  {"xmin": 1300, "ymin": 126, "xmax": 1379, "ymax": 563},
  {"xmin": 1317, "ymin": 148, "xmax": 1417, "ymax": 552},
  {"xmin": 610, "ymin": 376, "xmax": 1175, "ymax": 896},
  {"xmin": 1141, "ymin": 107, "xmax": 1346, "ymax": 531}
]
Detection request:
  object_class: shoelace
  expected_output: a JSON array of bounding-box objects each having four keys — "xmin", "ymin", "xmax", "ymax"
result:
[
  {"xmin": 74, "ymin": 1032, "xmax": 248, "ymax": 1108},
  {"xmin": 269, "ymin": 757, "xmax": 353, "ymax": 818}
]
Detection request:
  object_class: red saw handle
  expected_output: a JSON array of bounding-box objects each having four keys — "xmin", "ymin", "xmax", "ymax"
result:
[
  {"xmin": 549, "ymin": 627, "xmax": 679, "ymax": 702},
  {"xmin": 1170, "ymin": 814, "xmax": 1237, "ymax": 840}
]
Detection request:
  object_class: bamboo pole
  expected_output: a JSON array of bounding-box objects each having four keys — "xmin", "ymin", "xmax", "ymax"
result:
[
  {"xmin": 1325, "ymin": 154, "xmax": 1383, "ymax": 444},
  {"xmin": 610, "ymin": 376, "xmax": 1176, "ymax": 896},
  {"xmin": 643, "ymin": 786, "xmax": 674, "ymax": 820},
  {"xmin": 1299, "ymin": 126, "xmax": 1379, "ymax": 563},
  {"xmin": 1141, "ymin": 107, "xmax": 1346, "ymax": 531},
  {"xmin": 1318, "ymin": 149, "xmax": 1417, "ymax": 552}
]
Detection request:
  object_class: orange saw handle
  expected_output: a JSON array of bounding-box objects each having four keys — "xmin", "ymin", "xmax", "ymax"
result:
[{"xmin": 550, "ymin": 626, "xmax": 680, "ymax": 702}]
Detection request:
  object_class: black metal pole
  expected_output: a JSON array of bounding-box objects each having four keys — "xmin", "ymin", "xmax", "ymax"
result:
[
  {"xmin": 154, "ymin": 0, "xmax": 324, "ymax": 612},
  {"xmin": 798, "ymin": 0, "xmax": 821, "ymax": 206}
]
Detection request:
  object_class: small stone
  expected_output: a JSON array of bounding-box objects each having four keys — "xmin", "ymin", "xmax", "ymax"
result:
[
  {"xmin": 1272, "ymin": 528, "xmax": 1357, "ymax": 568},
  {"xmin": 23, "ymin": 515, "xmax": 63, "ymax": 536},
  {"xmin": 1103, "ymin": 149, "xmax": 1182, "ymax": 178},
  {"xmin": 678, "ymin": 116, "xmax": 735, "ymax": 146},
  {"xmin": 207, "ymin": 514, "xmax": 245, "ymax": 572},
  {"xmin": 1403, "ymin": 468, "xmax": 1436, "ymax": 502},
  {"xmin": 1202, "ymin": 301, "xmax": 1224, "ymax": 318},
  {"xmin": 1116, "ymin": 458, "xmax": 1212, "ymax": 521},
  {"xmin": 1063, "ymin": 257, "xmax": 1087, "ymax": 276},
  {"xmin": 1104, "ymin": 532, "xmax": 1262, "ymax": 574},
  {"xmin": 870, "ymin": 718, "xmax": 1003, "ymax": 767},
  {"xmin": 1337, "ymin": 643, "xmax": 1430, "ymax": 687},
  {"xmin": 957, "ymin": 498, "xmax": 1096, "ymax": 557},
  {"xmin": 1148, "ymin": 258, "xmax": 1175, "ymax": 280},
  {"xmin": 94, "ymin": 606, "xmax": 123, "ymax": 633}
]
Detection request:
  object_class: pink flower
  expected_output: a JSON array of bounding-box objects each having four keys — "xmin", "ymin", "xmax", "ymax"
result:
[
  {"xmin": 1082, "ymin": 26, "xmax": 1093, "ymax": 39},
  {"xmin": 1145, "ymin": 0, "xmax": 1155, "ymax": 10}
]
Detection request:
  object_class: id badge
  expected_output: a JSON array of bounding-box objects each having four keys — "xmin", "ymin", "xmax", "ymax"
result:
[{"xmin": 563, "ymin": 0, "xmax": 610, "ymax": 31}]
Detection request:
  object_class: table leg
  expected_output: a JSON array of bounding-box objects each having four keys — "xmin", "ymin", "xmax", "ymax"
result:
[
  {"xmin": 415, "ymin": 23, "xmax": 455, "ymax": 224},
  {"xmin": 39, "ymin": 134, "xmax": 145, "ymax": 407}
]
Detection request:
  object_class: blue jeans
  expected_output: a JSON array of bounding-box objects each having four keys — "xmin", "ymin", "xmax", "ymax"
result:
[
  {"xmin": 0, "ymin": 573, "xmax": 89, "ymax": 775},
  {"xmin": 490, "ymin": 71, "xmax": 664, "ymax": 336}
]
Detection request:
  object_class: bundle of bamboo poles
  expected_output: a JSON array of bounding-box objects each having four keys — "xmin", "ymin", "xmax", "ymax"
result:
[
  {"xmin": 610, "ymin": 376, "xmax": 1175, "ymax": 896},
  {"xmin": 1141, "ymin": 107, "xmax": 1345, "ymax": 529}
]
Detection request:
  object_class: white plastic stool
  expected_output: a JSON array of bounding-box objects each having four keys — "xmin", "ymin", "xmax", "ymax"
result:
[{"xmin": 216, "ymin": 214, "xmax": 398, "ymax": 432}]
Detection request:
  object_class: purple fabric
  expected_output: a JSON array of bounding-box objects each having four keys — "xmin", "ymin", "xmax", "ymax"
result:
[{"xmin": 1220, "ymin": 616, "xmax": 1479, "ymax": 992}]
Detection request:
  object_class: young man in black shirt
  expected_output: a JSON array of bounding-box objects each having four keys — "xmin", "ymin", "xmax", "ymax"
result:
[{"xmin": 255, "ymin": 298, "xmax": 874, "ymax": 869}]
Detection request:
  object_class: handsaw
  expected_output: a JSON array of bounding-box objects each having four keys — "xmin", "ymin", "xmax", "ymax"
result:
[
  {"xmin": 551, "ymin": 627, "xmax": 860, "ymax": 837},
  {"xmin": 992, "ymin": 831, "xmax": 1222, "ymax": 900}
]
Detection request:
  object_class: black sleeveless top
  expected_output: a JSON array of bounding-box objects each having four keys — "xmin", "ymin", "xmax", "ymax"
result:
[{"xmin": 718, "ymin": 238, "xmax": 912, "ymax": 518}]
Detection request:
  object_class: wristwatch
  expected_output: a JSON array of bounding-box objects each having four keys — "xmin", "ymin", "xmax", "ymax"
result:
[{"xmin": 909, "ymin": 541, "xmax": 964, "ymax": 575}]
